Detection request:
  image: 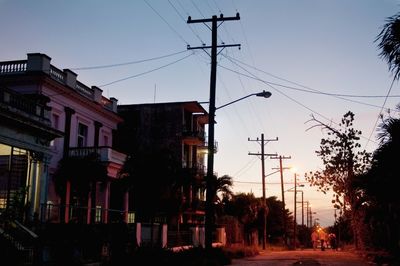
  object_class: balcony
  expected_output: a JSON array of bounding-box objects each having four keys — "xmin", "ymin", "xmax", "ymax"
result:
[
  {"xmin": 0, "ymin": 55, "xmax": 118, "ymax": 113},
  {"xmin": 68, "ymin": 146, "xmax": 126, "ymax": 166},
  {"xmin": 182, "ymin": 128, "xmax": 206, "ymax": 146},
  {"xmin": 182, "ymin": 162, "xmax": 206, "ymax": 178},
  {"xmin": 0, "ymin": 87, "xmax": 51, "ymax": 124},
  {"xmin": 197, "ymin": 140, "xmax": 218, "ymax": 154}
]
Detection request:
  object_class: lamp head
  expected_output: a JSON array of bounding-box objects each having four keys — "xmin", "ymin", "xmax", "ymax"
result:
[
  {"xmin": 290, "ymin": 166, "xmax": 298, "ymax": 173},
  {"xmin": 255, "ymin": 90, "xmax": 272, "ymax": 98}
]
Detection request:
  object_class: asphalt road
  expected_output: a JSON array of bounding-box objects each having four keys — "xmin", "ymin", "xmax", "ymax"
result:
[{"xmin": 231, "ymin": 249, "xmax": 371, "ymax": 266}]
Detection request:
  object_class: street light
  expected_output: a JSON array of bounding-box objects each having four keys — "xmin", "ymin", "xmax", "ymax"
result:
[
  {"xmin": 204, "ymin": 90, "xmax": 272, "ymax": 249},
  {"xmin": 215, "ymin": 90, "xmax": 272, "ymax": 110},
  {"xmin": 314, "ymin": 218, "xmax": 320, "ymax": 227}
]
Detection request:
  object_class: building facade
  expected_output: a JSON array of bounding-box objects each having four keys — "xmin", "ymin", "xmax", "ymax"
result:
[
  {"xmin": 0, "ymin": 86, "xmax": 62, "ymax": 221},
  {"xmin": 0, "ymin": 53, "xmax": 128, "ymax": 224},
  {"xmin": 116, "ymin": 102, "xmax": 209, "ymax": 228}
]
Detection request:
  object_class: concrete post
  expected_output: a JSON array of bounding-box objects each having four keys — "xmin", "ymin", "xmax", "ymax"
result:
[
  {"xmin": 63, "ymin": 69, "xmax": 77, "ymax": 89},
  {"xmin": 162, "ymin": 224, "xmax": 168, "ymax": 248},
  {"xmin": 110, "ymin": 97, "xmax": 118, "ymax": 112},
  {"xmin": 136, "ymin": 223, "xmax": 142, "ymax": 247},
  {"xmin": 92, "ymin": 86, "xmax": 103, "ymax": 103},
  {"xmin": 199, "ymin": 226, "xmax": 205, "ymax": 248},
  {"xmin": 216, "ymin": 227, "xmax": 226, "ymax": 246},
  {"xmin": 27, "ymin": 53, "xmax": 51, "ymax": 73},
  {"xmin": 191, "ymin": 226, "xmax": 199, "ymax": 247}
]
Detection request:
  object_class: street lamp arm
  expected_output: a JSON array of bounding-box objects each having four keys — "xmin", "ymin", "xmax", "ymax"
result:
[
  {"xmin": 285, "ymin": 184, "xmax": 304, "ymax": 192},
  {"xmin": 215, "ymin": 90, "xmax": 271, "ymax": 110}
]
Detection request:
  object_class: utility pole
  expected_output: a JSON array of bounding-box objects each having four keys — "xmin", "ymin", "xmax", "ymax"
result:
[
  {"xmin": 306, "ymin": 201, "xmax": 309, "ymax": 228},
  {"xmin": 296, "ymin": 191, "xmax": 304, "ymax": 227},
  {"xmin": 301, "ymin": 192, "xmax": 304, "ymax": 226},
  {"xmin": 294, "ymin": 173, "xmax": 297, "ymax": 249},
  {"xmin": 271, "ymin": 155, "xmax": 291, "ymax": 247},
  {"xmin": 187, "ymin": 13, "xmax": 240, "ymax": 250},
  {"xmin": 248, "ymin": 133, "xmax": 278, "ymax": 249}
]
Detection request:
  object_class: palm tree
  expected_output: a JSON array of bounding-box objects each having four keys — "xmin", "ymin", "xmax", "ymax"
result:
[
  {"xmin": 376, "ymin": 12, "xmax": 400, "ymax": 80},
  {"xmin": 212, "ymin": 174, "xmax": 234, "ymax": 203},
  {"xmin": 359, "ymin": 106, "xmax": 400, "ymax": 252}
]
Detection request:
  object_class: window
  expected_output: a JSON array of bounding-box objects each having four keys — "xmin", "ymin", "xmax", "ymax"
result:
[
  {"xmin": 77, "ymin": 123, "xmax": 88, "ymax": 147},
  {"xmin": 128, "ymin": 212, "xmax": 135, "ymax": 224},
  {"xmin": 95, "ymin": 206, "xmax": 102, "ymax": 223}
]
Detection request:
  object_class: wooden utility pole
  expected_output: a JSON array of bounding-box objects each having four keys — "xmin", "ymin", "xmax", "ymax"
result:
[
  {"xmin": 271, "ymin": 155, "xmax": 291, "ymax": 247},
  {"xmin": 294, "ymin": 173, "xmax": 297, "ymax": 249},
  {"xmin": 187, "ymin": 13, "xmax": 240, "ymax": 249},
  {"xmin": 248, "ymin": 133, "xmax": 277, "ymax": 249}
]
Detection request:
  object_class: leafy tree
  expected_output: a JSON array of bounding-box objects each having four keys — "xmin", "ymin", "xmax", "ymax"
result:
[
  {"xmin": 305, "ymin": 111, "xmax": 371, "ymax": 248},
  {"xmin": 224, "ymin": 193, "xmax": 291, "ymax": 246},
  {"xmin": 265, "ymin": 196, "xmax": 288, "ymax": 244},
  {"xmin": 376, "ymin": 12, "xmax": 400, "ymax": 80},
  {"xmin": 224, "ymin": 193, "xmax": 262, "ymax": 232}
]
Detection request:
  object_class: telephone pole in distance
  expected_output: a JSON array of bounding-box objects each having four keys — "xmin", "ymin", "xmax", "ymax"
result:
[
  {"xmin": 271, "ymin": 155, "xmax": 291, "ymax": 247},
  {"xmin": 248, "ymin": 133, "xmax": 278, "ymax": 249}
]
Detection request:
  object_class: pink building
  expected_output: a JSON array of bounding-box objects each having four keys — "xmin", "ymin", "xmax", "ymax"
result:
[{"xmin": 0, "ymin": 53, "xmax": 128, "ymax": 224}]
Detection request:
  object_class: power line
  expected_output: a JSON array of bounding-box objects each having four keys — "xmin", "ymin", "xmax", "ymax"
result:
[
  {"xmin": 190, "ymin": 0, "xmax": 206, "ymax": 18},
  {"xmin": 234, "ymin": 180, "xmax": 308, "ymax": 185},
  {"xmin": 365, "ymin": 77, "xmax": 396, "ymax": 148},
  {"xmin": 233, "ymin": 156, "xmax": 258, "ymax": 177},
  {"xmin": 143, "ymin": 0, "xmax": 189, "ymax": 45},
  {"xmin": 218, "ymin": 61, "xmax": 380, "ymax": 145},
  {"xmin": 70, "ymin": 50, "xmax": 189, "ymax": 70},
  {"xmin": 99, "ymin": 53, "xmax": 193, "ymax": 87},
  {"xmin": 224, "ymin": 55, "xmax": 400, "ymax": 99},
  {"xmin": 220, "ymin": 62, "xmax": 398, "ymax": 113},
  {"xmin": 168, "ymin": 0, "xmax": 204, "ymax": 44}
]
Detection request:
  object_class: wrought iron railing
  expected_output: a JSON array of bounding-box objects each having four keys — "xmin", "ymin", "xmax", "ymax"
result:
[
  {"xmin": 68, "ymin": 146, "xmax": 126, "ymax": 165},
  {"xmin": 40, "ymin": 203, "xmax": 134, "ymax": 224},
  {"xmin": 0, "ymin": 87, "xmax": 51, "ymax": 121},
  {"xmin": 0, "ymin": 60, "xmax": 115, "ymax": 112}
]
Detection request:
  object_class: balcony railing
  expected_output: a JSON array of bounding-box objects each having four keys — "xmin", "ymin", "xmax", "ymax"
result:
[
  {"xmin": 0, "ymin": 87, "xmax": 51, "ymax": 122},
  {"xmin": 0, "ymin": 60, "xmax": 27, "ymax": 74},
  {"xmin": 198, "ymin": 140, "xmax": 218, "ymax": 153},
  {"xmin": 182, "ymin": 162, "xmax": 206, "ymax": 177},
  {"xmin": 68, "ymin": 146, "xmax": 126, "ymax": 165},
  {"xmin": 182, "ymin": 129, "xmax": 206, "ymax": 140},
  {"xmin": 0, "ymin": 60, "xmax": 116, "ymax": 112},
  {"xmin": 40, "ymin": 203, "xmax": 134, "ymax": 224}
]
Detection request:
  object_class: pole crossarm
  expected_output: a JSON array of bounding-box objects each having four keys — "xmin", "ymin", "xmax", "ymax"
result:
[
  {"xmin": 270, "ymin": 155, "xmax": 291, "ymax": 160},
  {"xmin": 187, "ymin": 44, "xmax": 241, "ymax": 50},
  {"xmin": 187, "ymin": 13, "xmax": 240, "ymax": 24},
  {"xmin": 248, "ymin": 152, "xmax": 278, "ymax": 157}
]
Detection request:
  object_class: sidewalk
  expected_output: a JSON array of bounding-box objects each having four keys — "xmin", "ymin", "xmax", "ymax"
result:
[{"xmin": 230, "ymin": 248, "xmax": 371, "ymax": 266}]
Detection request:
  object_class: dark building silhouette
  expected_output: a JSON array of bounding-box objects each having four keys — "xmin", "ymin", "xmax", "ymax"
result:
[{"xmin": 116, "ymin": 101, "xmax": 209, "ymax": 229}]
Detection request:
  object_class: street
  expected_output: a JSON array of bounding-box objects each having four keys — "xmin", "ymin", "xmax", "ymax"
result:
[{"xmin": 231, "ymin": 249, "xmax": 371, "ymax": 266}]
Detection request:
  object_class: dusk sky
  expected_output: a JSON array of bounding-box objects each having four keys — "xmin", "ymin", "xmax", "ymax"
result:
[{"xmin": 1, "ymin": 0, "xmax": 399, "ymax": 226}]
